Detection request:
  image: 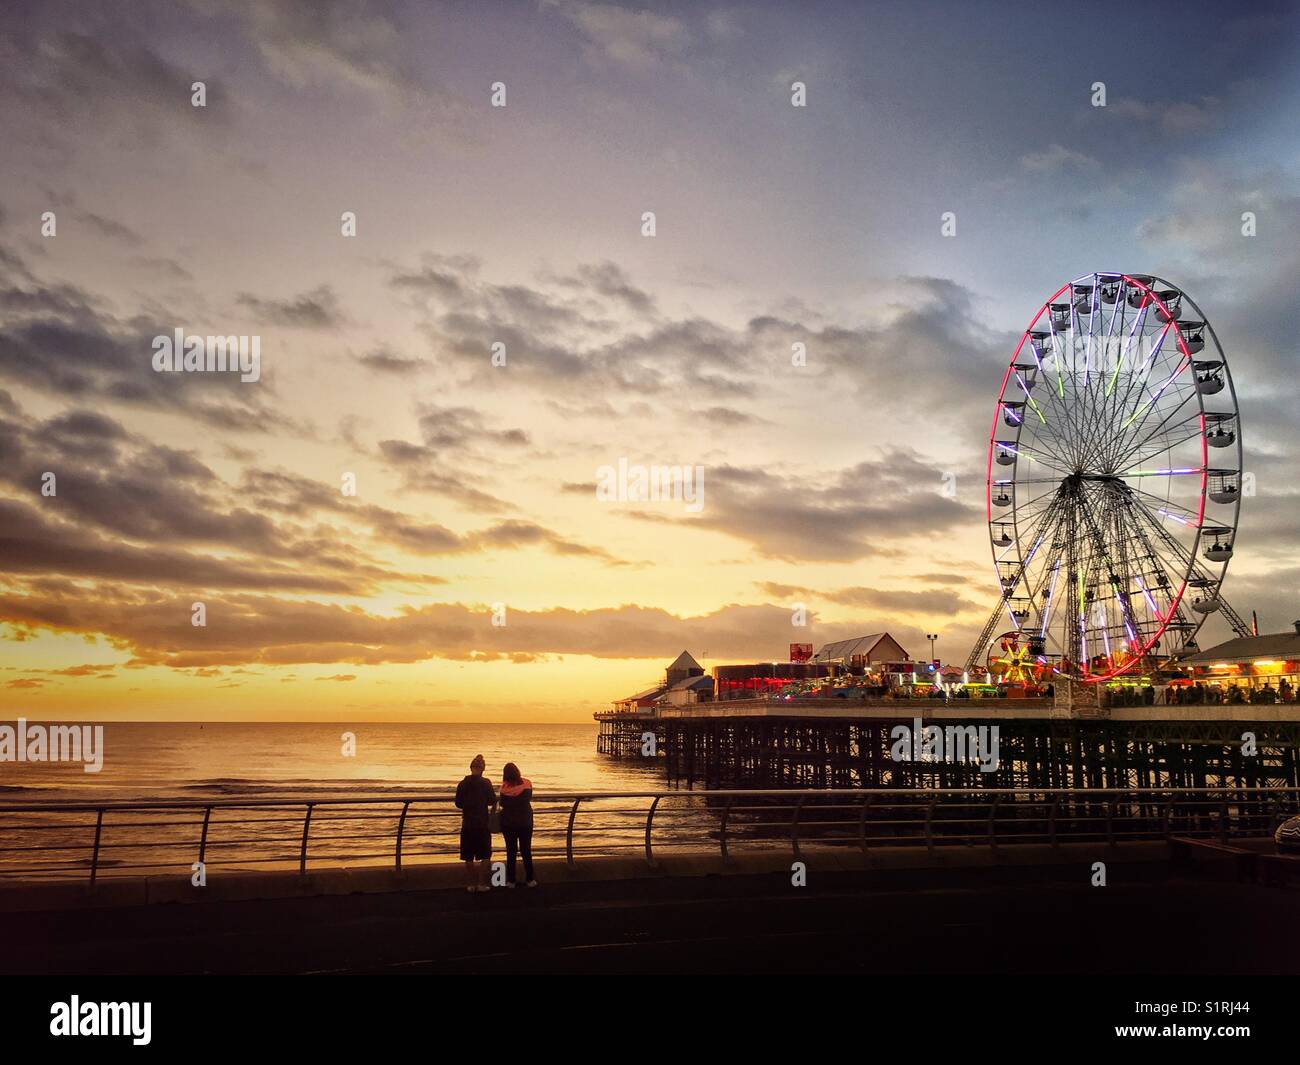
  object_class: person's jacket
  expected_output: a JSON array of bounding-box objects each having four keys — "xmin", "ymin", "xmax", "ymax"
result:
[
  {"xmin": 498, "ymin": 778, "xmax": 533, "ymax": 831},
  {"xmin": 455, "ymin": 774, "xmax": 496, "ymax": 829}
]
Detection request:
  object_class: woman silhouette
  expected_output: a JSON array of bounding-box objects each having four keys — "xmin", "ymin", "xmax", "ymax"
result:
[{"xmin": 498, "ymin": 762, "xmax": 536, "ymax": 887}]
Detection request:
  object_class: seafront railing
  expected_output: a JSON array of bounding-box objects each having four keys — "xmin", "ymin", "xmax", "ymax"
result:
[{"xmin": 0, "ymin": 786, "xmax": 1296, "ymax": 884}]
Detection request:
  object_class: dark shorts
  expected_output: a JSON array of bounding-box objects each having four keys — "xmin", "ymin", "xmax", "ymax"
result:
[{"xmin": 460, "ymin": 825, "xmax": 491, "ymax": 861}]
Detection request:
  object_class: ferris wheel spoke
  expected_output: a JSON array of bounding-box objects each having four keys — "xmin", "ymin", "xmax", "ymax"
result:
[
  {"xmin": 1009, "ymin": 440, "xmax": 1079, "ymax": 478},
  {"xmin": 1018, "ymin": 346, "xmax": 1075, "ymax": 439},
  {"xmin": 1120, "ymin": 481, "xmax": 1202, "ymax": 526},
  {"xmin": 1076, "ymin": 489, "xmax": 1143, "ymax": 653},
  {"xmin": 1004, "ymin": 485, "xmax": 1065, "ymax": 530},
  {"xmin": 1106, "ymin": 313, "xmax": 1184, "ymax": 464},
  {"xmin": 1032, "ymin": 392, "xmax": 1092, "ymax": 470},
  {"xmin": 1111, "ymin": 411, "xmax": 1205, "ymax": 476},
  {"xmin": 1122, "ymin": 492, "xmax": 1210, "ymax": 602},
  {"xmin": 1110, "ymin": 365, "xmax": 1196, "ymax": 468},
  {"xmin": 1114, "ymin": 533, "xmax": 1182, "ymax": 649},
  {"xmin": 1105, "ymin": 296, "xmax": 1150, "ymax": 402},
  {"xmin": 1127, "ymin": 491, "xmax": 1220, "ymax": 577},
  {"xmin": 1044, "ymin": 311, "xmax": 1068, "ymax": 401}
]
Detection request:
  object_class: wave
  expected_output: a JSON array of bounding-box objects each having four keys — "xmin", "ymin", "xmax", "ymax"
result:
[{"xmin": 177, "ymin": 779, "xmax": 453, "ymax": 796}]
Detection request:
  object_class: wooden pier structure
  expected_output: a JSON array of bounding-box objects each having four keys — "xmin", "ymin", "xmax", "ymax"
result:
[
  {"xmin": 598, "ymin": 699, "xmax": 1300, "ymax": 791},
  {"xmin": 595, "ymin": 709, "xmax": 655, "ymax": 757}
]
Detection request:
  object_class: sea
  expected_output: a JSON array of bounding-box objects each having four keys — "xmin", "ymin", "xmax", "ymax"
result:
[
  {"xmin": 0, "ymin": 721, "xmax": 663, "ymax": 802},
  {"xmin": 0, "ymin": 722, "xmax": 685, "ymax": 878}
]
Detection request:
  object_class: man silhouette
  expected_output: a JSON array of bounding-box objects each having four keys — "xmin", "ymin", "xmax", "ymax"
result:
[{"xmin": 455, "ymin": 754, "xmax": 496, "ymax": 892}]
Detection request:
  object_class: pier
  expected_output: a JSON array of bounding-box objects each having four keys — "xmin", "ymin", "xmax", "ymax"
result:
[
  {"xmin": 595, "ymin": 708, "xmax": 655, "ymax": 756},
  {"xmin": 600, "ymin": 698, "xmax": 1300, "ymax": 790}
]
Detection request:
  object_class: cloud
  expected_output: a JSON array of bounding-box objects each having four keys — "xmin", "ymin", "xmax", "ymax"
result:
[
  {"xmin": 754, "ymin": 581, "xmax": 982, "ymax": 616},
  {"xmin": 356, "ymin": 347, "xmax": 426, "ymax": 375},
  {"xmin": 1109, "ymin": 95, "xmax": 1223, "ymax": 136},
  {"xmin": 1135, "ymin": 163, "xmax": 1300, "ymax": 389},
  {"xmin": 389, "ymin": 258, "xmax": 1010, "ymax": 428},
  {"xmin": 1019, "ymin": 144, "xmax": 1098, "ymax": 173},
  {"xmin": 0, "ymin": 497, "xmax": 369, "ymax": 593},
  {"xmin": 75, "ymin": 209, "xmax": 145, "ymax": 247},
  {"xmin": 214, "ymin": 0, "xmax": 473, "ymax": 129},
  {"xmin": 236, "ymin": 284, "xmax": 344, "ymax": 328},
  {"xmin": 553, "ymin": 261, "xmax": 657, "ymax": 316},
  {"xmin": 373, "ymin": 402, "xmax": 530, "ymax": 509},
  {"xmin": 0, "ymin": 394, "xmax": 624, "ymax": 620},
  {"xmin": 0, "ymin": 243, "xmax": 286, "ymax": 431},
  {"xmin": 0, "ymin": 26, "xmax": 230, "ymax": 130},
  {"xmin": 594, "ymin": 449, "xmax": 979, "ymax": 562},
  {"xmin": 542, "ymin": 1, "xmax": 691, "ymax": 69},
  {"xmin": 0, "ymin": 592, "xmax": 933, "ymax": 669},
  {"xmin": 28, "ymin": 662, "xmax": 118, "ymax": 677}
]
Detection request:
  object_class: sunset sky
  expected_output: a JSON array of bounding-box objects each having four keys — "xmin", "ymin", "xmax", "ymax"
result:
[{"xmin": 1, "ymin": 0, "xmax": 1298, "ymax": 721}]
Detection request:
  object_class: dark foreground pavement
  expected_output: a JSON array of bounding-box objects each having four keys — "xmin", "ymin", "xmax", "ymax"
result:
[{"xmin": 9, "ymin": 854, "xmax": 1300, "ymax": 975}]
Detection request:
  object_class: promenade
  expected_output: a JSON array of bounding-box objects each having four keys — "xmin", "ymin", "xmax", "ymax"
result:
[{"xmin": 7, "ymin": 841, "xmax": 1299, "ymax": 975}]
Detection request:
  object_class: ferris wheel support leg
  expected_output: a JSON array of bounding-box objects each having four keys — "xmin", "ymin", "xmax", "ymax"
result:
[{"xmin": 965, "ymin": 601, "xmax": 1011, "ymax": 673}]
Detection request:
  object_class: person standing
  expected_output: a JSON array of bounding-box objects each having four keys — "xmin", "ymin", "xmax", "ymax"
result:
[
  {"xmin": 455, "ymin": 754, "xmax": 496, "ymax": 892},
  {"xmin": 498, "ymin": 762, "xmax": 537, "ymax": 888}
]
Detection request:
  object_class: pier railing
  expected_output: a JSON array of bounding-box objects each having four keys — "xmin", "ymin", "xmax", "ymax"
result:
[{"xmin": 1, "ymin": 787, "xmax": 1296, "ymax": 884}]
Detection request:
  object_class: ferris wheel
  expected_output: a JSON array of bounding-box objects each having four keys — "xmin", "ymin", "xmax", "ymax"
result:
[{"xmin": 966, "ymin": 272, "xmax": 1250, "ymax": 682}]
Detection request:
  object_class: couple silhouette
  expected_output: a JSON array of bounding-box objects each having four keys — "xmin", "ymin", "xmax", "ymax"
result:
[{"xmin": 454, "ymin": 754, "xmax": 536, "ymax": 892}]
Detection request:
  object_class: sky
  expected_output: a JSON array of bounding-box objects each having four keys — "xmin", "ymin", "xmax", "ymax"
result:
[{"xmin": 0, "ymin": 0, "xmax": 1297, "ymax": 722}]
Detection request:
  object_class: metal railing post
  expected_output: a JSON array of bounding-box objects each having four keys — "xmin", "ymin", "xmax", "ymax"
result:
[
  {"xmin": 89, "ymin": 808, "xmax": 104, "ymax": 886},
  {"xmin": 1220, "ymin": 798, "xmax": 1230, "ymax": 842},
  {"xmin": 859, "ymin": 794, "xmax": 872, "ymax": 855},
  {"xmin": 1048, "ymin": 795, "xmax": 1060, "ymax": 848},
  {"xmin": 566, "ymin": 798, "xmax": 583, "ymax": 867},
  {"xmin": 299, "ymin": 803, "xmax": 314, "ymax": 875},
  {"xmin": 790, "ymin": 795, "xmax": 806, "ymax": 859},
  {"xmin": 198, "ymin": 805, "xmax": 213, "ymax": 865},
  {"xmin": 988, "ymin": 795, "xmax": 1001, "ymax": 851},
  {"xmin": 1106, "ymin": 798, "xmax": 1116, "ymax": 847},
  {"xmin": 644, "ymin": 796, "xmax": 660, "ymax": 867},
  {"xmin": 1162, "ymin": 798, "xmax": 1174, "ymax": 840},
  {"xmin": 719, "ymin": 798, "xmax": 731, "ymax": 861},
  {"xmin": 395, "ymin": 801, "xmax": 411, "ymax": 871}
]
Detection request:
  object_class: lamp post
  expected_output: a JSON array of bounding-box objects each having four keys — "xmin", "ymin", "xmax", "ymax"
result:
[{"xmin": 926, "ymin": 633, "xmax": 940, "ymax": 662}]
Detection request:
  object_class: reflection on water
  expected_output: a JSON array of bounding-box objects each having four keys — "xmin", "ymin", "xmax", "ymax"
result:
[{"xmin": 0, "ymin": 721, "xmax": 664, "ymax": 801}]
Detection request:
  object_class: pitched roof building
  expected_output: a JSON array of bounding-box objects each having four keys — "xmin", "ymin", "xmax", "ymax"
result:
[
  {"xmin": 1178, "ymin": 623, "xmax": 1300, "ymax": 667},
  {"xmin": 665, "ymin": 650, "xmax": 704, "ymax": 687},
  {"xmin": 811, "ymin": 633, "xmax": 910, "ymax": 665},
  {"xmin": 611, "ymin": 650, "xmax": 708, "ymax": 712}
]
